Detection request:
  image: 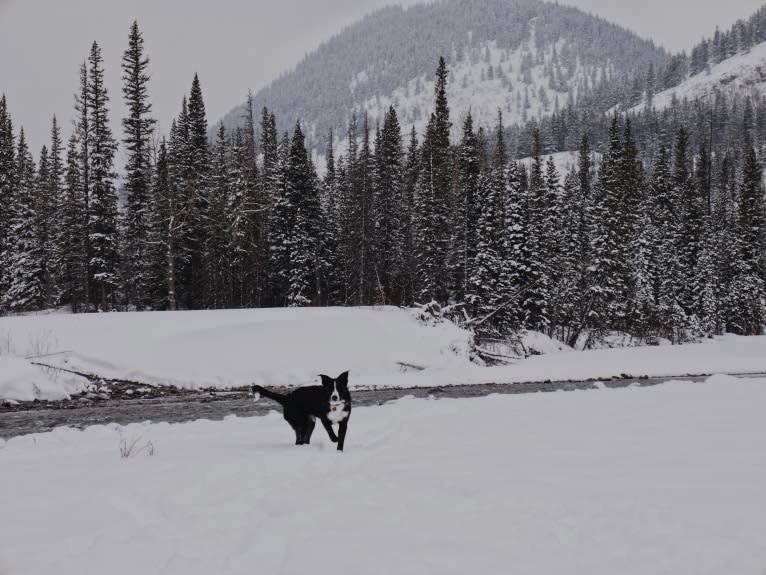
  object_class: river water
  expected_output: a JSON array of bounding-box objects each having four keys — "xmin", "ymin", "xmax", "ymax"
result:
[{"xmin": 0, "ymin": 374, "xmax": 723, "ymax": 439}]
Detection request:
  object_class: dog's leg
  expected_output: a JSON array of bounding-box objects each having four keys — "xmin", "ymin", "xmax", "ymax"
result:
[
  {"xmin": 337, "ymin": 418, "xmax": 349, "ymax": 452},
  {"xmin": 320, "ymin": 417, "xmax": 338, "ymax": 442},
  {"xmin": 304, "ymin": 417, "xmax": 316, "ymax": 445}
]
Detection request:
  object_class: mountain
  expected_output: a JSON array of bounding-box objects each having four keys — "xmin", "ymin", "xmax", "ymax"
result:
[
  {"xmin": 218, "ymin": 0, "xmax": 670, "ymax": 153},
  {"xmin": 632, "ymin": 41, "xmax": 766, "ymax": 113},
  {"xmin": 627, "ymin": 5, "xmax": 766, "ymax": 113}
]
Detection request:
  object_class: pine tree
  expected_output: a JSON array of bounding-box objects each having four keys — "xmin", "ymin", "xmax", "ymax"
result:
[
  {"xmin": 542, "ymin": 155, "xmax": 563, "ymax": 336},
  {"xmin": 237, "ymin": 93, "xmax": 261, "ymax": 307},
  {"xmin": 453, "ymin": 112, "xmax": 480, "ymax": 302},
  {"xmin": 650, "ymin": 145, "xmax": 686, "ymax": 342},
  {"xmin": 260, "ymin": 108, "xmax": 279, "ymax": 305},
  {"xmin": 59, "ymin": 134, "xmax": 88, "ymax": 312},
  {"xmin": 0, "ymin": 95, "xmax": 16, "ymax": 311},
  {"xmin": 374, "ymin": 106, "xmax": 405, "ymax": 304},
  {"xmin": 729, "ymin": 145, "xmax": 766, "ymax": 334},
  {"xmin": 468, "ymin": 117, "xmax": 505, "ymax": 330},
  {"xmin": 47, "ymin": 116, "xmax": 64, "ymax": 304},
  {"xmin": 673, "ymin": 128, "xmax": 704, "ymax": 319},
  {"xmin": 285, "ymin": 122, "xmax": 320, "ymax": 306},
  {"xmin": 522, "ymin": 129, "xmax": 550, "ymax": 331},
  {"xmin": 4, "ymin": 129, "xmax": 45, "ymax": 311},
  {"xmin": 500, "ymin": 159, "xmax": 528, "ymax": 332},
  {"xmin": 415, "ymin": 57, "xmax": 453, "ymax": 304},
  {"xmin": 74, "ymin": 62, "xmax": 91, "ymax": 308},
  {"xmin": 147, "ymin": 138, "xmax": 181, "ymax": 310},
  {"xmin": 87, "ymin": 42, "xmax": 120, "ymax": 310},
  {"xmin": 35, "ymin": 144, "xmax": 56, "ymax": 306},
  {"xmin": 121, "ymin": 21, "xmax": 156, "ymax": 309},
  {"xmin": 178, "ymin": 74, "xmax": 210, "ymax": 308},
  {"xmin": 167, "ymin": 106, "xmax": 191, "ymax": 308},
  {"xmin": 586, "ymin": 116, "xmax": 637, "ymax": 339},
  {"xmin": 400, "ymin": 127, "xmax": 419, "ymax": 305},
  {"xmin": 268, "ymin": 131, "xmax": 292, "ymax": 305},
  {"xmin": 321, "ymin": 130, "xmax": 343, "ymax": 304},
  {"xmin": 351, "ymin": 114, "xmax": 376, "ymax": 305},
  {"xmin": 560, "ymin": 134, "xmax": 595, "ymax": 347}
]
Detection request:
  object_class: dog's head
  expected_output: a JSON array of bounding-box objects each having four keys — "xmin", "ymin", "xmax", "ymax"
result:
[{"xmin": 320, "ymin": 371, "xmax": 350, "ymax": 403}]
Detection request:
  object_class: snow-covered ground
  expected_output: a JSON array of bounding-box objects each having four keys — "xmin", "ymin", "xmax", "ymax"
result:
[
  {"xmin": 0, "ymin": 307, "xmax": 473, "ymax": 400},
  {"xmin": 1, "ymin": 374, "xmax": 765, "ymax": 575},
  {"xmin": 2, "ymin": 307, "xmax": 766, "ymax": 401}
]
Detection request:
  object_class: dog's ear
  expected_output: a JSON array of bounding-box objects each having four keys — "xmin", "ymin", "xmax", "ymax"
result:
[
  {"xmin": 336, "ymin": 371, "xmax": 349, "ymax": 388},
  {"xmin": 319, "ymin": 374, "xmax": 334, "ymax": 389}
]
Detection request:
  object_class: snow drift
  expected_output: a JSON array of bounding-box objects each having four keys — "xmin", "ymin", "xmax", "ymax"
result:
[{"xmin": 0, "ymin": 307, "xmax": 475, "ymax": 400}]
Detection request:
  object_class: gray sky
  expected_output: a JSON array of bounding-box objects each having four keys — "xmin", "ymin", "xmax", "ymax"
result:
[{"xmin": 1, "ymin": 0, "xmax": 763, "ymax": 156}]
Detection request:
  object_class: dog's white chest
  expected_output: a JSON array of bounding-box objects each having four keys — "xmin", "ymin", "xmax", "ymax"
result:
[{"xmin": 327, "ymin": 403, "xmax": 348, "ymax": 423}]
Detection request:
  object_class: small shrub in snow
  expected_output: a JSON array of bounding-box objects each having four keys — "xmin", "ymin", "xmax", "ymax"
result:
[{"xmin": 119, "ymin": 436, "xmax": 155, "ymax": 458}]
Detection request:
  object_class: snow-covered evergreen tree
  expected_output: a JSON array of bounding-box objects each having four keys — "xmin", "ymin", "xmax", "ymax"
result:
[
  {"xmin": 86, "ymin": 42, "xmax": 120, "ymax": 310},
  {"xmin": 453, "ymin": 112, "xmax": 480, "ymax": 302},
  {"xmin": 59, "ymin": 134, "xmax": 88, "ymax": 312},
  {"xmin": 374, "ymin": 106, "xmax": 405, "ymax": 304},
  {"xmin": 4, "ymin": 129, "xmax": 45, "ymax": 311},
  {"xmin": 121, "ymin": 20, "xmax": 156, "ymax": 309},
  {"xmin": 414, "ymin": 57, "xmax": 452, "ymax": 304},
  {"xmin": 285, "ymin": 122, "xmax": 320, "ymax": 306},
  {"xmin": 0, "ymin": 95, "xmax": 16, "ymax": 310}
]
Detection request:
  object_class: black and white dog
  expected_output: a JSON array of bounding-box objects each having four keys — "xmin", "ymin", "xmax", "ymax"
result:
[{"xmin": 252, "ymin": 371, "xmax": 352, "ymax": 451}]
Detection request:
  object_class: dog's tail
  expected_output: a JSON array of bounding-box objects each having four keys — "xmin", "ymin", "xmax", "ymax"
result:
[{"xmin": 252, "ymin": 385, "xmax": 289, "ymax": 406}]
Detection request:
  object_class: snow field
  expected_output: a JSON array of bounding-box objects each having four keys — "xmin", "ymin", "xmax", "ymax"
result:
[
  {"xmin": 0, "ymin": 307, "xmax": 475, "ymax": 400},
  {"xmin": 3, "ymin": 307, "xmax": 766, "ymax": 401},
  {"xmin": 1, "ymin": 375, "xmax": 765, "ymax": 574}
]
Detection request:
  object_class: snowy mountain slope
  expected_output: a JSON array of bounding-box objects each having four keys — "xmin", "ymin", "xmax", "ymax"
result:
[
  {"xmin": 219, "ymin": 0, "xmax": 669, "ymax": 153},
  {"xmin": 354, "ymin": 33, "xmax": 608, "ymax": 146},
  {"xmin": 632, "ymin": 40, "xmax": 766, "ymax": 112}
]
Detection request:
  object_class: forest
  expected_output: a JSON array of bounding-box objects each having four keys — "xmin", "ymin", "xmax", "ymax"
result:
[{"xmin": 0, "ymin": 20, "xmax": 764, "ymax": 347}]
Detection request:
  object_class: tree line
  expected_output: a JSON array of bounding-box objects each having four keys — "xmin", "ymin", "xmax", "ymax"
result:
[{"xmin": 0, "ymin": 22, "xmax": 764, "ymax": 345}]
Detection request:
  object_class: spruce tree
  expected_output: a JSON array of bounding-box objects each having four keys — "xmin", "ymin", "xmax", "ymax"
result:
[
  {"xmin": 587, "ymin": 117, "xmax": 629, "ymax": 339},
  {"xmin": 147, "ymin": 138, "xmax": 180, "ymax": 310},
  {"xmin": 121, "ymin": 20, "xmax": 156, "ymax": 309},
  {"xmin": 260, "ymin": 108, "xmax": 279, "ymax": 305},
  {"xmin": 400, "ymin": 127, "xmax": 419, "ymax": 305},
  {"xmin": 453, "ymin": 113, "xmax": 480, "ymax": 302},
  {"xmin": 74, "ymin": 61, "xmax": 91, "ymax": 308},
  {"xmin": 268, "ymin": 131, "xmax": 293, "ymax": 305},
  {"xmin": 207, "ymin": 124, "xmax": 233, "ymax": 308},
  {"xmin": 321, "ymin": 130, "xmax": 343, "ymax": 304},
  {"xmin": 180, "ymin": 74, "xmax": 210, "ymax": 308},
  {"xmin": 4, "ymin": 129, "xmax": 45, "ymax": 311},
  {"xmin": 374, "ymin": 106, "xmax": 405, "ymax": 304},
  {"xmin": 729, "ymin": 145, "xmax": 766, "ymax": 334},
  {"xmin": 87, "ymin": 42, "xmax": 119, "ymax": 310},
  {"xmin": 415, "ymin": 57, "xmax": 453, "ymax": 304},
  {"xmin": 34, "ymin": 145, "xmax": 57, "ymax": 306},
  {"xmin": 59, "ymin": 134, "xmax": 88, "ymax": 312},
  {"xmin": 500, "ymin": 159, "xmax": 528, "ymax": 332},
  {"xmin": 285, "ymin": 122, "xmax": 320, "ymax": 306},
  {"xmin": 0, "ymin": 95, "xmax": 16, "ymax": 310},
  {"xmin": 47, "ymin": 116, "xmax": 64, "ymax": 304},
  {"xmin": 522, "ymin": 129, "xmax": 550, "ymax": 331}
]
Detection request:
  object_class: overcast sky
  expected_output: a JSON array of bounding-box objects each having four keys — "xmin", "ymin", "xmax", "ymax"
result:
[{"xmin": 1, "ymin": 0, "xmax": 763, "ymax": 157}]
